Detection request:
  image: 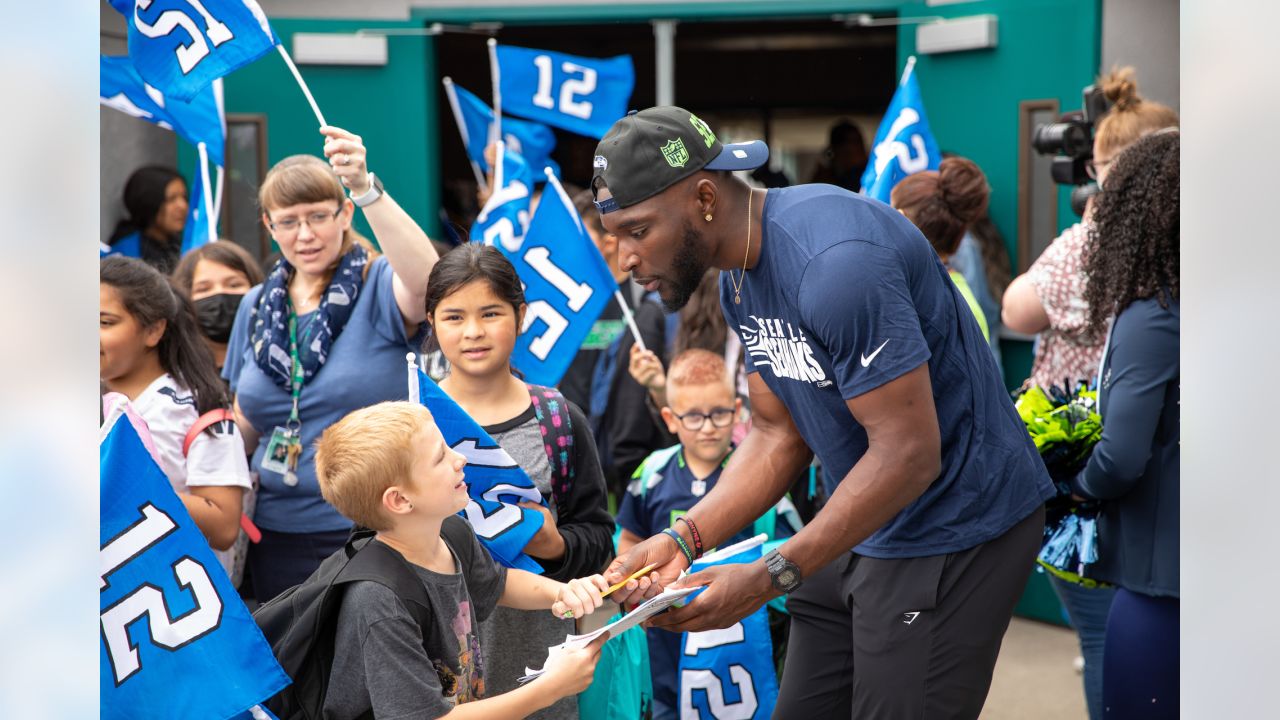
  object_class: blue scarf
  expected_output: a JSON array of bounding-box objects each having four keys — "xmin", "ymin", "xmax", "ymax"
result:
[{"xmin": 250, "ymin": 245, "xmax": 369, "ymax": 390}]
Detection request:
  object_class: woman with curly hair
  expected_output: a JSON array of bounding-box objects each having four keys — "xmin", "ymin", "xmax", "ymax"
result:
[
  {"xmin": 1073, "ymin": 129, "xmax": 1180, "ymax": 719},
  {"xmin": 1000, "ymin": 66, "xmax": 1178, "ymax": 720}
]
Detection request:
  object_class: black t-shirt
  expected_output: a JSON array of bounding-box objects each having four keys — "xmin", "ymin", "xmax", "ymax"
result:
[{"xmin": 323, "ymin": 517, "xmax": 507, "ymax": 719}]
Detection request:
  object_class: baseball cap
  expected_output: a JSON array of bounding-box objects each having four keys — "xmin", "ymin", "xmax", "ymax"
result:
[{"xmin": 592, "ymin": 106, "xmax": 769, "ymax": 214}]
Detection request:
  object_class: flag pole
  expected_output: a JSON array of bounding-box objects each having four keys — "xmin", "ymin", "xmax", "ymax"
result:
[
  {"xmin": 901, "ymin": 55, "xmax": 917, "ymax": 86},
  {"xmin": 212, "ymin": 165, "xmax": 225, "ymax": 228},
  {"xmin": 276, "ymin": 45, "xmax": 328, "ymax": 127},
  {"xmin": 198, "ymin": 142, "xmax": 216, "ymax": 245},
  {"xmin": 487, "ymin": 39, "xmax": 502, "ymax": 147},
  {"xmin": 543, "ymin": 168, "xmax": 648, "ymax": 353},
  {"xmin": 406, "ymin": 353, "xmax": 420, "ymax": 402},
  {"xmin": 442, "ymin": 77, "xmax": 488, "ymax": 186}
]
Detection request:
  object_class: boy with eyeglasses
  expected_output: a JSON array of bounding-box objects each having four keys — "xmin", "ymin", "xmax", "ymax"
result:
[{"xmin": 616, "ymin": 349, "xmax": 799, "ymax": 719}]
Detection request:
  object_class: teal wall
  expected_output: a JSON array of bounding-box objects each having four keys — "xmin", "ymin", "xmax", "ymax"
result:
[{"xmin": 178, "ymin": 18, "xmax": 440, "ymax": 243}]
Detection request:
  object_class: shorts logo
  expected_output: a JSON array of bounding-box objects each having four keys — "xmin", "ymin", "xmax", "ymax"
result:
[
  {"xmin": 740, "ymin": 315, "xmax": 828, "ymax": 385},
  {"xmin": 689, "ymin": 113, "xmax": 716, "ymax": 148},
  {"xmin": 902, "ymin": 611, "xmax": 920, "ymax": 625},
  {"xmin": 661, "ymin": 138, "xmax": 689, "ymax": 168}
]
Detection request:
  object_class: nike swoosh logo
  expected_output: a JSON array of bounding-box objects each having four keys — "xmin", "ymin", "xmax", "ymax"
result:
[{"xmin": 860, "ymin": 339, "xmax": 890, "ymax": 367}]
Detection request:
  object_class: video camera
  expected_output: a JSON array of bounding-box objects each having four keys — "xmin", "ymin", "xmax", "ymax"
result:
[{"xmin": 1032, "ymin": 84, "xmax": 1110, "ymax": 216}]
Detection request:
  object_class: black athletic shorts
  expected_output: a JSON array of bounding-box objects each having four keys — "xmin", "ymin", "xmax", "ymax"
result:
[{"xmin": 773, "ymin": 505, "xmax": 1044, "ymax": 719}]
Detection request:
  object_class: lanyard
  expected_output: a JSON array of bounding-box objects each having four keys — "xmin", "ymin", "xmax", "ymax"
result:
[{"xmin": 286, "ymin": 308, "xmax": 305, "ymax": 433}]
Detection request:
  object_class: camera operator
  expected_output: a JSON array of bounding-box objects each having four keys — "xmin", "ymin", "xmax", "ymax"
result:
[{"xmin": 1000, "ymin": 66, "xmax": 1178, "ymax": 720}]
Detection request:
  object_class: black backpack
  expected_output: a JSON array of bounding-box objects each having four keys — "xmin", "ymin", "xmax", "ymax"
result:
[{"xmin": 252, "ymin": 526, "xmax": 445, "ymax": 719}]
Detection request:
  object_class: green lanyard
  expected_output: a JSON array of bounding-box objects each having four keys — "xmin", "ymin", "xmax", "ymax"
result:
[{"xmin": 285, "ymin": 308, "xmax": 306, "ymax": 469}]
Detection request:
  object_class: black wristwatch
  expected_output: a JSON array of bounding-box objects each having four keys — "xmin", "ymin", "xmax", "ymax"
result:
[{"xmin": 764, "ymin": 549, "xmax": 803, "ymax": 593}]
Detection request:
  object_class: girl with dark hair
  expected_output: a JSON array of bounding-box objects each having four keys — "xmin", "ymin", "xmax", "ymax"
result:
[
  {"xmin": 426, "ymin": 243, "xmax": 613, "ymax": 720},
  {"xmin": 100, "ymin": 256, "xmax": 251, "ymax": 576},
  {"xmin": 173, "ymin": 241, "xmax": 266, "ymax": 371},
  {"xmin": 891, "ymin": 156, "xmax": 994, "ymax": 341},
  {"xmin": 1073, "ymin": 130, "xmax": 1180, "ymax": 719},
  {"xmin": 105, "ymin": 166, "xmax": 189, "ymax": 274},
  {"xmin": 222, "ymin": 126, "xmax": 440, "ymax": 602}
]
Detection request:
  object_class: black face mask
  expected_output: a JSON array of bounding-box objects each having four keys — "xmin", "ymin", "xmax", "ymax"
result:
[{"xmin": 194, "ymin": 293, "xmax": 244, "ymax": 343}]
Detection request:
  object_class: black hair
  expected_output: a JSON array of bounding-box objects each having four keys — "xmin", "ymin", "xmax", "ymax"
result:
[
  {"xmin": 100, "ymin": 256, "xmax": 228, "ymax": 420},
  {"xmin": 423, "ymin": 244, "xmax": 526, "ymax": 351},
  {"xmin": 109, "ymin": 166, "xmax": 186, "ymax": 245},
  {"xmin": 1083, "ymin": 131, "xmax": 1179, "ymax": 333}
]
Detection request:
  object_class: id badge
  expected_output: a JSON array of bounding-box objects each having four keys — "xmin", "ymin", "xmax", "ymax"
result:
[{"xmin": 262, "ymin": 426, "xmax": 294, "ymax": 476}]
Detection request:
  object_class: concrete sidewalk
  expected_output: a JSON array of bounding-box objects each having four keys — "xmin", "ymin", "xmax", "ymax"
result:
[{"xmin": 981, "ymin": 617, "xmax": 1087, "ymax": 719}]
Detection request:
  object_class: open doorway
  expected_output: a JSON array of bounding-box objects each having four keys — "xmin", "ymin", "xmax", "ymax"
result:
[{"xmin": 432, "ymin": 16, "xmax": 897, "ymax": 224}]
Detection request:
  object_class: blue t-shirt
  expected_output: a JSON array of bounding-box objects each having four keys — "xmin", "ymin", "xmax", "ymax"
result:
[
  {"xmin": 720, "ymin": 185, "xmax": 1052, "ymax": 559},
  {"xmin": 223, "ymin": 256, "xmax": 425, "ymax": 533}
]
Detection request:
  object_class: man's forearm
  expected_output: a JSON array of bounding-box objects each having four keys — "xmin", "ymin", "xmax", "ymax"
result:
[
  {"xmin": 780, "ymin": 445, "xmax": 937, "ymax": 578},
  {"xmin": 682, "ymin": 423, "xmax": 813, "ymax": 550}
]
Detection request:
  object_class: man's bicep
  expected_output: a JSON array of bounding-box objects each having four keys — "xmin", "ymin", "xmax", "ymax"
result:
[
  {"xmin": 845, "ymin": 361, "xmax": 940, "ymax": 462},
  {"xmin": 746, "ymin": 373, "xmax": 801, "ymax": 438}
]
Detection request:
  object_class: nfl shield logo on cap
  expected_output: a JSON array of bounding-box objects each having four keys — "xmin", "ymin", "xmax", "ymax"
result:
[{"xmin": 661, "ymin": 138, "xmax": 689, "ymax": 168}]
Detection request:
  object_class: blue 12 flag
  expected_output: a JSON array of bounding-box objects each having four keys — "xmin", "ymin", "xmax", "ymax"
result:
[
  {"xmin": 108, "ymin": 0, "xmax": 280, "ymax": 102},
  {"xmin": 411, "ymin": 363, "xmax": 547, "ymax": 573},
  {"xmin": 100, "ymin": 54, "xmax": 226, "ymax": 166},
  {"xmin": 678, "ymin": 539, "xmax": 779, "ymax": 719},
  {"xmin": 495, "ymin": 44, "xmax": 634, "ymax": 139},
  {"xmin": 859, "ymin": 58, "xmax": 941, "ymax": 204},
  {"xmin": 100, "ymin": 409, "xmax": 289, "ymax": 720},
  {"xmin": 470, "ymin": 142, "xmax": 534, "ymax": 248},
  {"xmin": 443, "ymin": 78, "xmax": 558, "ymax": 179},
  {"xmin": 495, "ymin": 171, "xmax": 616, "ymax": 387}
]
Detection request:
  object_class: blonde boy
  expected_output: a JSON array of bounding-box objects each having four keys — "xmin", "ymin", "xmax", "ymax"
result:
[{"xmin": 315, "ymin": 401, "xmax": 608, "ymax": 719}]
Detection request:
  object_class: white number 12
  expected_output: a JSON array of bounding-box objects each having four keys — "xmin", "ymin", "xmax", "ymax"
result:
[{"xmin": 532, "ymin": 56, "xmax": 598, "ymax": 120}]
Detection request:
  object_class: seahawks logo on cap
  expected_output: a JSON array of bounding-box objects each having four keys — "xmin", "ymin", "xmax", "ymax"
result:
[
  {"xmin": 661, "ymin": 138, "xmax": 689, "ymax": 168},
  {"xmin": 593, "ymin": 155, "xmax": 608, "ymax": 171},
  {"xmin": 689, "ymin": 113, "xmax": 716, "ymax": 148}
]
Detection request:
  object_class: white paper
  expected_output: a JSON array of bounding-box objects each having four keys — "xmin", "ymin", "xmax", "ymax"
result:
[{"xmin": 517, "ymin": 586, "xmax": 699, "ymax": 683}]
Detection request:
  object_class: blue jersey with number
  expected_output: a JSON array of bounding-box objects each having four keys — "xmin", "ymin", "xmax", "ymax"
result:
[{"xmin": 720, "ymin": 185, "xmax": 1053, "ymax": 559}]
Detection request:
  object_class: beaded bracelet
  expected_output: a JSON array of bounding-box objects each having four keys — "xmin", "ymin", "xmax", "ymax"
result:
[
  {"xmin": 661, "ymin": 528, "xmax": 695, "ymax": 567},
  {"xmin": 676, "ymin": 516, "xmax": 704, "ymax": 559}
]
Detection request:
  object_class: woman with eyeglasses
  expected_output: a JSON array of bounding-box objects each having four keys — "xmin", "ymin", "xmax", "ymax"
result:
[
  {"xmin": 1000, "ymin": 67, "xmax": 1178, "ymax": 720},
  {"xmin": 222, "ymin": 126, "xmax": 440, "ymax": 602}
]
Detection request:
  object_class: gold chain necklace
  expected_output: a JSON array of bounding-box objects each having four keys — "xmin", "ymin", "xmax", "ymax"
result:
[{"xmin": 731, "ymin": 189, "xmax": 753, "ymax": 304}]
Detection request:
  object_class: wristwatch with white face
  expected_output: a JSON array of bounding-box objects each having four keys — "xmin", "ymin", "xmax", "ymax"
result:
[
  {"xmin": 764, "ymin": 549, "xmax": 803, "ymax": 593},
  {"xmin": 350, "ymin": 172, "xmax": 384, "ymax": 207}
]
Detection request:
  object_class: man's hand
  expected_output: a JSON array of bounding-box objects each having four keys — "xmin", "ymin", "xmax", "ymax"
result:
[
  {"xmin": 518, "ymin": 502, "xmax": 566, "ymax": 560},
  {"xmin": 647, "ymin": 561, "xmax": 777, "ymax": 633},
  {"xmin": 604, "ymin": 532, "xmax": 684, "ymax": 605}
]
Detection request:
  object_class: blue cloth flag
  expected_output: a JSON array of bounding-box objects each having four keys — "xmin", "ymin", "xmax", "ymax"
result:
[
  {"xmin": 492, "ymin": 172, "xmax": 615, "ymax": 387},
  {"xmin": 444, "ymin": 79, "xmax": 558, "ymax": 179},
  {"xmin": 101, "ymin": 54, "xmax": 225, "ymax": 166},
  {"xmin": 859, "ymin": 59, "xmax": 941, "ymax": 203},
  {"xmin": 678, "ymin": 541, "xmax": 779, "ymax": 719},
  {"xmin": 181, "ymin": 159, "xmax": 214, "ymax": 253},
  {"xmin": 495, "ymin": 44, "xmax": 634, "ymax": 139},
  {"xmin": 100, "ymin": 411, "xmax": 289, "ymax": 720},
  {"xmin": 108, "ymin": 0, "xmax": 279, "ymax": 102},
  {"xmin": 470, "ymin": 143, "xmax": 535, "ymax": 247},
  {"xmin": 412, "ymin": 365, "xmax": 547, "ymax": 573}
]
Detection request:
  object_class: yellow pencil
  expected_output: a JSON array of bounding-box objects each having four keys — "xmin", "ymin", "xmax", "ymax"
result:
[{"xmin": 602, "ymin": 563, "xmax": 659, "ymax": 599}]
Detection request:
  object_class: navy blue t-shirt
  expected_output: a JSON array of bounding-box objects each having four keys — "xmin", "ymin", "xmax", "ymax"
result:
[{"xmin": 721, "ymin": 184, "xmax": 1052, "ymax": 559}]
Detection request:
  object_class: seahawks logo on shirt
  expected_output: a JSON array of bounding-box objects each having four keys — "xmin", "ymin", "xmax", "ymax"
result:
[{"xmin": 740, "ymin": 316, "xmax": 828, "ymax": 385}]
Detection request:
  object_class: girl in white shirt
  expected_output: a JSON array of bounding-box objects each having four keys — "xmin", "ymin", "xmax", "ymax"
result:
[{"xmin": 101, "ymin": 256, "xmax": 252, "ymax": 577}]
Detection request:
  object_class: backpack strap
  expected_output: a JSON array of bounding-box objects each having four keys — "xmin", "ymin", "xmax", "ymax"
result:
[
  {"xmin": 182, "ymin": 408, "xmax": 235, "ymax": 456},
  {"xmin": 527, "ymin": 384, "xmax": 575, "ymax": 512},
  {"xmin": 183, "ymin": 407, "xmax": 261, "ymax": 544}
]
